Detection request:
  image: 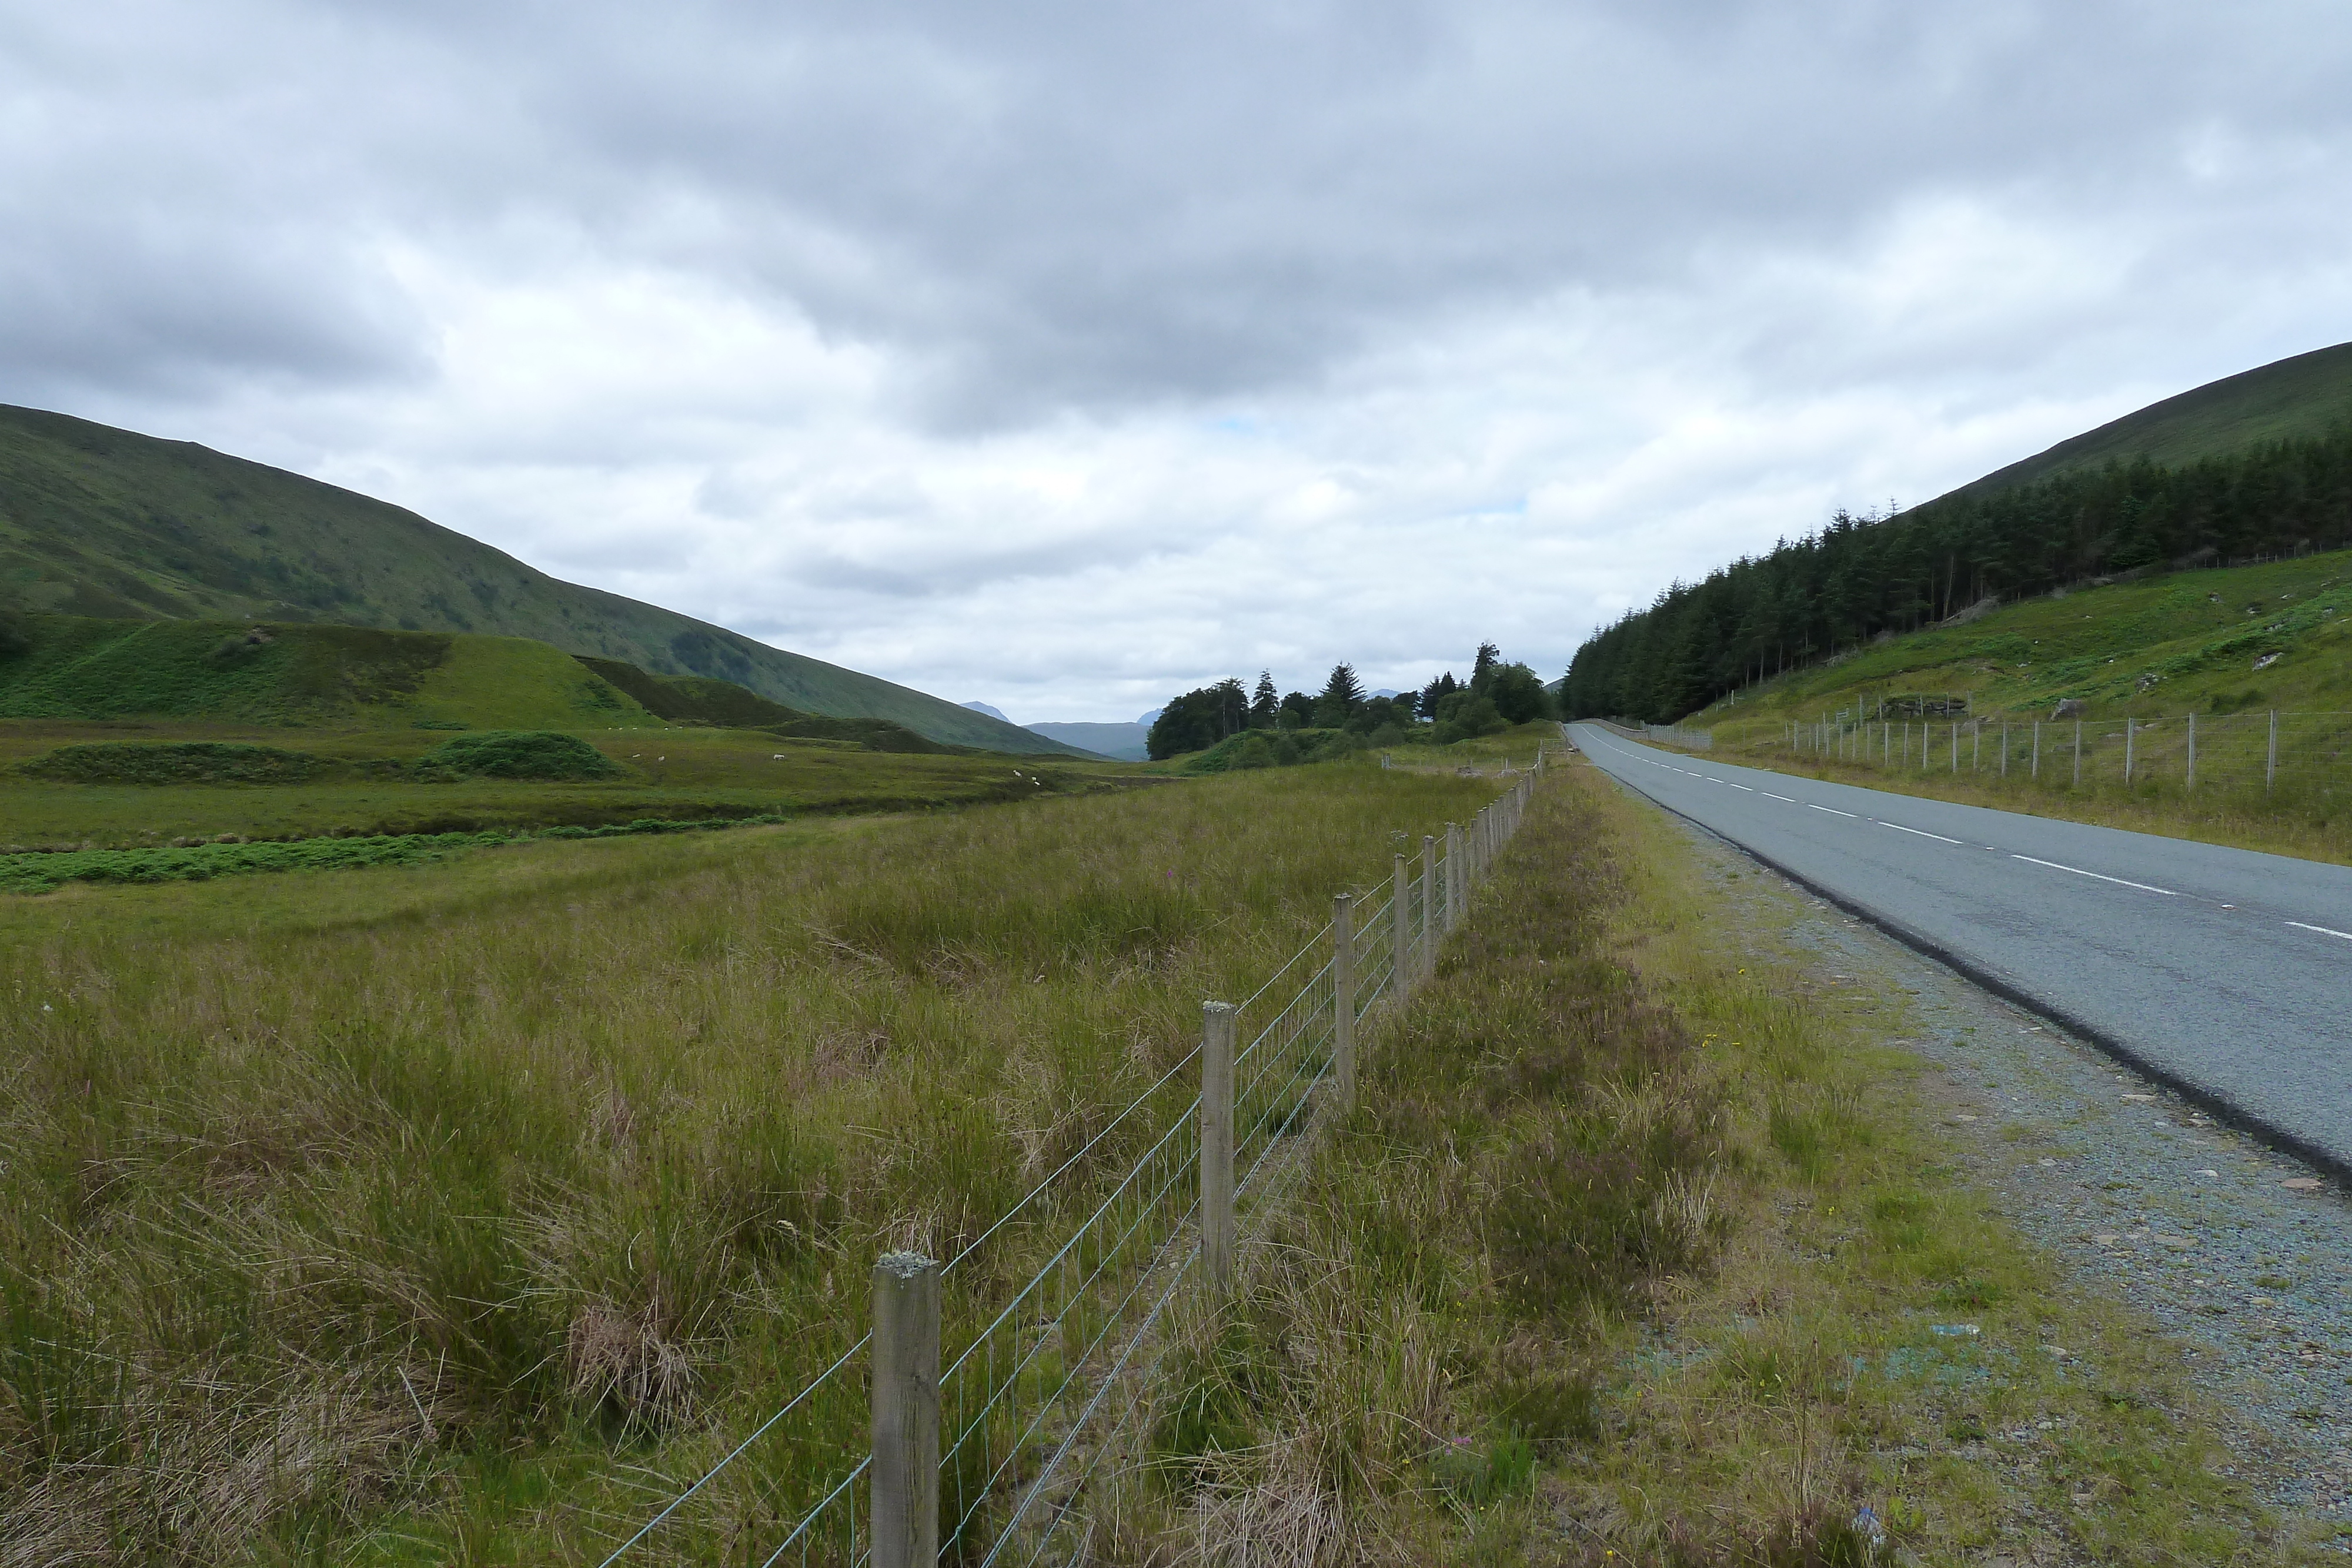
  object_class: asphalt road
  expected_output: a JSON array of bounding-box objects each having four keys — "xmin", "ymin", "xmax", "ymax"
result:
[{"xmin": 1566, "ymin": 722, "xmax": 2352, "ymax": 1175}]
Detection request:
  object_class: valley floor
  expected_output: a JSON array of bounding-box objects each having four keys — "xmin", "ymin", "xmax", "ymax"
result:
[{"xmin": 4, "ymin": 738, "xmax": 2344, "ymax": 1562}]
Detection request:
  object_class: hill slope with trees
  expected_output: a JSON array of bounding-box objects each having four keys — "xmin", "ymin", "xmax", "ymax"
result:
[{"xmin": 1566, "ymin": 344, "xmax": 2352, "ymax": 723}]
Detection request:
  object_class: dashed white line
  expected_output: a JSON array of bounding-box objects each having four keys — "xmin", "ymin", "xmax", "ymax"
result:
[
  {"xmin": 1806, "ymin": 803, "xmax": 1859, "ymax": 818},
  {"xmin": 2286, "ymin": 920, "xmax": 2352, "ymax": 942},
  {"xmin": 1876, "ymin": 821, "xmax": 1962, "ymax": 845},
  {"xmin": 1762, "ymin": 792, "xmax": 1796, "ymax": 802},
  {"xmin": 2010, "ymin": 855, "xmax": 2179, "ymax": 897}
]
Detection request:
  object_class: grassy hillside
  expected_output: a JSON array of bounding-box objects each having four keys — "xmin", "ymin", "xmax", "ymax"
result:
[
  {"xmin": 0, "ymin": 404, "xmax": 1081, "ymax": 755},
  {"xmin": 1689, "ymin": 548, "xmax": 2352, "ymax": 729},
  {"xmin": 0, "ymin": 616, "xmax": 651, "ymax": 731},
  {"xmin": 1966, "ymin": 340, "xmax": 2352, "ymax": 495},
  {"xmin": 1567, "ymin": 344, "xmax": 2352, "ymax": 723},
  {"xmin": 1659, "ymin": 550, "xmax": 2352, "ymax": 865}
]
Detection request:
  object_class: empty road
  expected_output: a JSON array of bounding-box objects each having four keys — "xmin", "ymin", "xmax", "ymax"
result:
[{"xmin": 1567, "ymin": 723, "xmax": 2352, "ymax": 1174}]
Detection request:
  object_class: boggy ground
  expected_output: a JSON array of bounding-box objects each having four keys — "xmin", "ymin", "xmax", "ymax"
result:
[
  {"xmin": 1110, "ymin": 759, "xmax": 2346, "ymax": 1564},
  {"xmin": 0, "ymin": 760, "xmax": 1505, "ymax": 1563}
]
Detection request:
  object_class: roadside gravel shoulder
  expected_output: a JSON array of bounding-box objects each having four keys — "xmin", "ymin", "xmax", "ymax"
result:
[{"xmin": 1667, "ymin": 807, "xmax": 2352, "ymax": 1529}]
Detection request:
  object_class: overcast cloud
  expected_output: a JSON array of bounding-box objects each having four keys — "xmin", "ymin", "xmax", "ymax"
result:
[{"xmin": 5, "ymin": 1, "xmax": 2350, "ymax": 719}]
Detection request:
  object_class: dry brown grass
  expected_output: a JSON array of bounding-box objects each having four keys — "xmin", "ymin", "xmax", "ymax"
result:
[{"xmin": 0, "ymin": 760, "xmax": 1505, "ymax": 1560}]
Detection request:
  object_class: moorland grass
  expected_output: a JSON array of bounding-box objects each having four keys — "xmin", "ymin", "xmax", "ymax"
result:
[
  {"xmin": 1088, "ymin": 763, "xmax": 2330, "ymax": 1562},
  {"xmin": 0, "ymin": 720, "xmax": 1129, "ymax": 848},
  {"xmin": 0, "ymin": 755, "xmax": 1503, "ymax": 1562}
]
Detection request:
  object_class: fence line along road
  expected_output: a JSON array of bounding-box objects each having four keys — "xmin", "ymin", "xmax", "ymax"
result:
[
  {"xmin": 1776, "ymin": 709, "xmax": 2352, "ymax": 797},
  {"xmin": 1645, "ymin": 710, "xmax": 2352, "ymax": 800},
  {"xmin": 596, "ymin": 753, "xmax": 1552, "ymax": 1568}
]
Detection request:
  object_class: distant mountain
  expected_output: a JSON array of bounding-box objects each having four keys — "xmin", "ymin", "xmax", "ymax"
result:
[
  {"xmin": 0, "ymin": 405, "xmax": 1087, "ymax": 756},
  {"xmin": 1135, "ymin": 708, "xmax": 1163, "ymax": 726},
  {"xmin": 961, "ymin": 701, "xmax": 1011, "ymax": 721},
  {"xmin": 1022, "ymin": 721, "xmax": 1150, "ymax": 762}
]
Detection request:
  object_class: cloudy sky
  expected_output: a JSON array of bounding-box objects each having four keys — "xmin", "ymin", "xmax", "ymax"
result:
[{"xmin": 6, "ymin": 2, "xmax": 2350, "ymax": 721}]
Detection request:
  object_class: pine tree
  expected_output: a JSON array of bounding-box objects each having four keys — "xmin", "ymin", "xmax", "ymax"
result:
[
  {"xmin": 1311, "ymin": 663, "xmax": 1365, "ymax": 727},
  {"xmin": 1250, "ymin": 671, "xmax": 1278, "ymax": 728},
  {"xmin": 1471, "ymin": 641, "xmax": 1501, "ymax": 690}
]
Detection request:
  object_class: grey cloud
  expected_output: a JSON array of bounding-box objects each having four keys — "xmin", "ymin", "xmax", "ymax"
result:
[{"xmin": 24, "ymin": 1, "xmax": 2351, "ymax": 422}]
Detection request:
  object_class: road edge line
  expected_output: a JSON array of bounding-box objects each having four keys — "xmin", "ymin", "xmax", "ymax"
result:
[{"xmin": 1578, "ymin": 760, "xmax": 2352, "ymax": 1189}]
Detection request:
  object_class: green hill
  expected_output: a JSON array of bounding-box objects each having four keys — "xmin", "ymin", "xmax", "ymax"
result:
[
  {"xmin": 0, "ymin": 404, "xmax": 1081, "ymax": 755},
  {"xmin": 1566, "ymin": 343, "xmax": 2352, "ymax": 723},
  {"xmin": 0, "ymin": 614, "xmax": 986, "ymax": 758},
  {"xmin": 1964, "ymin": 341, "xmax": 2352, "ymax": 495},
  {"xmin": 1685, "ymin": 549, "xmax": 2352, "ymax": 730}
]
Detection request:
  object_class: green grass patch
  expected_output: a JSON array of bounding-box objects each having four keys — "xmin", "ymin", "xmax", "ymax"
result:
[
  {"xmin": 0, "ymin": 813, "xmax": 793, "ymax": 894},
  {"xmin": 419, "ymin": 728, "xmax": 620, "ymax": 780},
  {"xmin": 19, "ymin": 739, "xmax": 334, "ymax": 785}
]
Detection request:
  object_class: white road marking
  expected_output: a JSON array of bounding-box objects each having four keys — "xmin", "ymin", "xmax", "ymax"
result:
[
  {"xmin": 2286, "ymin": 920, "xmax": 2352, "ymax": 942},
  {"xmin": 1762, "ymin": 792, "xmax": 1796, "ymax": 802},
  {"xmin": 2010, "ymin": 855, "xmax": 2179, "ymax": 897},
  {"xmin": 1722, "ymin": 782, "xmax": 1755, "ymax": 792},
  {"xmin": 1807, "ymin": 803, "xmax": 1858, "ymax": 818},
  {"xmin": 1877, "ymin": 821, "xmax": 1962, "ymax": 844}
]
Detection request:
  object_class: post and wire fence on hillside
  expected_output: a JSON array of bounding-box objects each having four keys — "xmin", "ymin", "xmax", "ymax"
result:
[
  {"xmin": 1777, "ymin": 710, "xmax": 2352, "ymax": 798},
  {"xmin": 595, "ymin": 751, "xmax": 1554, "ymax": 1568}
]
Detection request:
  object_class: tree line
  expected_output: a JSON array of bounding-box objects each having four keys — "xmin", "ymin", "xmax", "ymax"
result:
[
  {"xmin": 1563, "ymin": 423, "xmax": 2352, "ymax": 722},
  {"xmin": 1146, "ymin": 643, "xmax": 1555, "ymax": 760}
]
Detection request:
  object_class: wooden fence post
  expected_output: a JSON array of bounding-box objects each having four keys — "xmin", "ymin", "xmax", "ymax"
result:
[
  {"xmin": 1392, "ymin": 853, "xmax": 1411, "ymax": 1001},
  {"xmin": 871, "ymin": 1251, "xmax": 941, "ymax": 1568},
  {"xmin": 2268, "ymin": 710, "xmax": 2278, "ymax": 790},
  {"xmin": 1421, "ymin": 835, "xmax": 1438, "ymax": 977},
  {"xmin": 2187, "ymin": 713, "xmax": 2196, "ymax": 790},
  {"xmin": 1200, "ymin": 1002, "xmax": 1235, "ymax": 1296},
  {"xmin": 1445, "ymin": 824, "xmax": 1464, "ymax": 930},
  {"xmin": 1332, "ymin": 892, "xmax": 1355, "ymax": 1108}
]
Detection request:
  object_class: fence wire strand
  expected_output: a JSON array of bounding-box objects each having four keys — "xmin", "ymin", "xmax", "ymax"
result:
[{"xmin": 600, "ymin": 768, "xmax": 1542, "ymax": 1568}]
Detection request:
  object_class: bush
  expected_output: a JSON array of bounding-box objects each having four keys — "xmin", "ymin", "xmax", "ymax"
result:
[
  {"xmin": 421, "ymin": 730, "xmax": 620, "ymax": 780},
  {"xmin": 21, "ymin": 741, "xmax": 332, "ymax": 785}
]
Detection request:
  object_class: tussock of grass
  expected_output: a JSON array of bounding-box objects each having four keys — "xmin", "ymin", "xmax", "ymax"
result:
[
  {"xmin": 0, "ymin": 760, "xmax": 1500, "ymax": 1560},
  {"xmin": 1094, "ymin": 765, "xmax": 2328, "ymax": 1564}
]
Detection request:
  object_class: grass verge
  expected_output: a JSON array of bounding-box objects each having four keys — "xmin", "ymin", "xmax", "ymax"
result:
[{"xmin": 1103, "ymin": 761, "xmax": 2336, "ymax": 1563}]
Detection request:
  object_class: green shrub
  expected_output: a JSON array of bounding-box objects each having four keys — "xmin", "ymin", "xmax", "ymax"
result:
[
  {"xmin": 422, "ymin": 730, "xmax": 620, "ymax": 780},
  {"xmin": 21, "ymin": 741, "xmax": 333, "ymax": 786}
]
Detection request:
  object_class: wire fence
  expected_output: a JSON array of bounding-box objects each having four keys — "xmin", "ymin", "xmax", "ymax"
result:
[
  {"xmin": 595, "ymin": 756, "xmax": 1549, "ymax": 1568},
  {"xmin": 1785, "ymin": 710, "xmax": 2352, "ymax": 799}
]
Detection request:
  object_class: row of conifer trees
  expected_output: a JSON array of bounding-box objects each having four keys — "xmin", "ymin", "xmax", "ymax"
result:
[
  {"xmin": 1565, "ymin": 424, "xmax": 2352, "ymax": 723},
  {"xmin": 1145, "ymin": 643, "xmax": 1555, "ymax": 760}
]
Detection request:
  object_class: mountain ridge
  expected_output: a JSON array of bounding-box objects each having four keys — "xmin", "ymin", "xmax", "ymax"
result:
[{"xmin": 0, "ymin": 404, "xmax": 1086, "ymax": 756}]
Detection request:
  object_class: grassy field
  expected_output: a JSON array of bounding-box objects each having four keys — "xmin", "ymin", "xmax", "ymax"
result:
[
  {"xmin": 0, "ymin": 751, "xmax": 1508, "ymax": 1562},
  {"xmin": 0, "ymin": 716, "xmax": 1127, "ymax": 854},
  {"xmin": 1087, "ymin": 760, "xmax": 2336, "ymax": 1563}
]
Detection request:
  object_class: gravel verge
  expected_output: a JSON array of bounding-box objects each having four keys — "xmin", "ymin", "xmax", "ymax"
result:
[{"xmin": 1669, "ymin": 812, "xmax": 2352, "ymax": 1532}]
